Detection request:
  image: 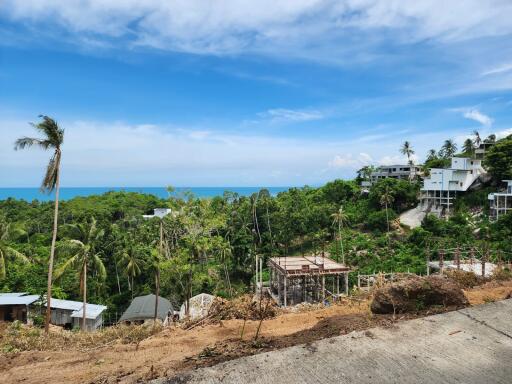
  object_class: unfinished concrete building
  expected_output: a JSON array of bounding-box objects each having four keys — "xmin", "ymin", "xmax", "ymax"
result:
[{"xmin": 268, "ymin": 255, "xmax": 350, "ymax": 307}]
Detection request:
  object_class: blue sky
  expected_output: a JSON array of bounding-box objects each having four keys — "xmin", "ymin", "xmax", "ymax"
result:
[{"xmin": 1, "ymin": 1, "xmax": 512, "ymax": 187}]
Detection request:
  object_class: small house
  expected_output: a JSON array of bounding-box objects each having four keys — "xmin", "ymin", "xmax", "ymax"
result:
[
  {"xmin": 0, "ymin": 293, "xmax": 39, "ymax": 323},
  {"xmin": 119, "ymin": 294, "xmax": 173, "ymax": 324},
  {"xmin": 47, "ymin": 298, "xmax": 107, "ymax": 331}
]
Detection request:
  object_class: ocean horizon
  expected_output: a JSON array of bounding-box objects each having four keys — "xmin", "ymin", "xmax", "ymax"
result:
[{"xmin": 0, "ymin": 187, "xmax": 293, "ymax": 202}]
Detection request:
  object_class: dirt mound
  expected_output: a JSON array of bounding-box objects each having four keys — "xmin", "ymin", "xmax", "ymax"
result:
[{"xmin": 370, "ymin": 275, "xmax": 468, "ymax": 314}]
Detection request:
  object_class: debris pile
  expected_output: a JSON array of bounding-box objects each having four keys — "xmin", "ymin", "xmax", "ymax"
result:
[
  {"xmin": 207, "ymin": 294, "xmax": 279, "ymax": 321},
  {"xmin": 370, "ymin": 275, "xmax": 468, "ymax": 314}
]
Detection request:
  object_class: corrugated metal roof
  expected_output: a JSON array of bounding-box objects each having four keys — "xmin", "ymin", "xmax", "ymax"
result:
[
  {"xmin": 0, "ymin": 293, "xmax": 39, "ymax": 305},
  {"xmin": 49, "ymin": 298, "xmax": 107, "ymax": 319},
  {"xmin": 70, "ymin": 304, "xmax": 107, "ymax": 319},
  {"xmin": 0, "ymin": 292, "xmax": 27, "ymax": 297}
]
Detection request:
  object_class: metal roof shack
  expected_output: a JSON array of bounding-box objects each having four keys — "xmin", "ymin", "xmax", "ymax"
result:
[
  {"xmin": 46, "ymin": 298, "xmax": 107, "ymax": 331},
  {"xmin": 0, "ymin": 292, "xmax": 39, "ymax": 323},
  {"xmin": 268, "ymin": 255, "xmax": 351, "ymax": 307}
]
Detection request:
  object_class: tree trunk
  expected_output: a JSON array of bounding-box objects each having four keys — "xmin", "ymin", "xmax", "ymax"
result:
[
  {"xmin": 154, "ymin": 220, "xmax": 163, "ymax": 323},
  {"xmin": 82, "ymin": 260, "xmax": 87, "ymax": 331},
  {"xmin": 45, "ymin": 160, "xmax": 60, "ymax": 334},
  {"xmin": 339, "ymin": 220, "xmax": 345, "ymax": 265}
]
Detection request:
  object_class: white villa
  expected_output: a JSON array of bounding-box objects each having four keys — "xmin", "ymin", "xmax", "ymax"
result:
[
  {"xmin": 488, "ymin": 180, "xmax": 512, "ymax": 221},
  {"xmin": 420, "ymin": 157, "xmax": 486, "ymax": 214},
  {"xmin": 361, "ymin": 164, "xmax": 422, "ymax": 187},
  {"xmin": 142, "ymin": 208, "xmax": 172, "ymax": 219}
]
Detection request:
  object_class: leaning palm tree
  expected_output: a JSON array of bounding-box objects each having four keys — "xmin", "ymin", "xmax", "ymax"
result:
[
  {"xmin": 54, "ymin": 218, "xmax": 106, "ymax": 330},
  {"xmin": 0, "ymin": 221, "xmax": 29, "ymax": 279},
  {"xmin": 462, "ymin": 138, "xmax": 474, "ymax": 155},
  {"xmin": 440, "ymin": 139, "xmax": 457, "ymax": 158},
  {"xmin": 14, "ymin": 115, "xmax": 64, "ymax": 333},
  {"xmin": 331, "ymin": 206, "xmax": 349, "ymax": 264}
]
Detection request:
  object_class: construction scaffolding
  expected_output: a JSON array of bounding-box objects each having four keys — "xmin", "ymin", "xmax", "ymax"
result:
[{"xmin": 268, "ymin": 255, "xmax": 350, "ymax": 307}]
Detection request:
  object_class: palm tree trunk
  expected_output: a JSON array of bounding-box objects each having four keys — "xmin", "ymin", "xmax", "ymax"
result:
[
  {"xmin": 45, "ymin": 163, "xmax": 60, "ymax": 334},
  {"xmin": 82, "ymin": 260, "xmax": 87, "ymax": 331},
  {"xmin": 154, "ymin": 220, "xmax": 163, "ymax": 323},
  {"xmin": 339, "ymin": 220, "xmax": 345, "ymax": 265}
]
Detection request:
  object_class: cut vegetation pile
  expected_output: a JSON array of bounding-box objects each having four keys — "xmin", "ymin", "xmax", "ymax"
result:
[
  {"xmin": 0, "ymin": 321, "xmax": 161, "ymax": 353},
  {"xmin": 370, "ymin": 275, "xmax": 469, "ymax": 314},
  {"xmin": 207, "ymin": 294, "xmax": 279, "ymax": 321}
]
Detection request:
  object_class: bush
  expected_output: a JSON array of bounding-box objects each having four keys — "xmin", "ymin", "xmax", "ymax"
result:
[{"xmin": 365, "ymin": 209, "xmax": 397, "ymax": 232}]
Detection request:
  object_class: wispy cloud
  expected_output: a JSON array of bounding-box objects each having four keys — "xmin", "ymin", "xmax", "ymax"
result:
[
  {"xmin": 328, "ymin": 153, "xmax": 372, "ymax": 169},
  {"xmin": 450, "ymin": 107, "xmax": 494, "ymax": 127},
  {"xmin": 3, "ymin": 1, "xmax": 512, "ymax": 58},
  {"xmin": 258, "ymin": 108, "xmax": 324, "ymax": 123},
  {"xmin": 482, "ymin": 63, "xmax": 512, "ymax": 76}
]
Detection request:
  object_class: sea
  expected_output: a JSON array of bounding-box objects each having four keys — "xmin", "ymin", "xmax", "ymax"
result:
[{"xmin": 0, "ymin": 187, "xmax": 291, "ymax": 202}]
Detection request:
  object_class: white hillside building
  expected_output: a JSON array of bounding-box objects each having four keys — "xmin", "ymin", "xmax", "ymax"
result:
[
  {"xmin": 142, "ymin": 208, "xmax": 172, "ymax": 219},
  {"xmin": 421, "ymin": 157, "xmax": 486, "ymax": 213},
  {"xmin": 488, "ymin": 180, "xmax": 512, "ymax": 221},
  {"xmin": 361, "ymin": 164, "xmax": 422, "ymax": 187}
]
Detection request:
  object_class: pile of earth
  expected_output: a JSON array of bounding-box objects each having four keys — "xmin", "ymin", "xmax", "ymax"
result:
[
  {"xmin": 370, "ymin": 275, "xmax": 469, "ymax": 314},
  {"xmin": 207, "ymin": 294, "xmax": 279, "ymax": 321}
]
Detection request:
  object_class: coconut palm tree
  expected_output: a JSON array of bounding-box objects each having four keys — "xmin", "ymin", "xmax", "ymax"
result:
[
  {"xmin": 473, "ymin": 130, "xmax": 481, "ymax": 147},
  {"xmin": 400, "ymin": 141, "xmax": 415, "ymax": 164},
  {"xmin": 331, "ymin": 206, "xmax": 349, "ymax": 264},
  {"xmin": 426, "ymin": 149, "xmax": 437, "ymax": 162},
  {"xmin": 14, "ymin": 115, "xmax": 64, "ymax": 333},
  {"xmin": 380, "ymin": 186, "xmax": 395, "ymax": 240},
  {"xmin": 54, "ymin": 218, "xmax": 106, "ymax": 330},
  {"xmin": 463, "ymin": 138, "xmax": 474, "ymax": 155},
  {"xmin": 440, "ymin": 139, "xmax": 457, "ymax": 158},
  {"xmin": 0, "ymin": 221, "xmax": 29, "ymax": 279},
  {"xmin": 118, "ymin": 246, "xmax": 143, "ymax": 299}
]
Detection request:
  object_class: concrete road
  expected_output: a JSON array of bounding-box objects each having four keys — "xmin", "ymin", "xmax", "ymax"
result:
[{"xmin": 155, "ymin": 299, "xmax": 512, "ymax": 384}]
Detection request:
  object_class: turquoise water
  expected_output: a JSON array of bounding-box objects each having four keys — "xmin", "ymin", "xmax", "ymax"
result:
[{"xmin": 0, "ymin": 187, "xmax": 291, "ymax": 202}]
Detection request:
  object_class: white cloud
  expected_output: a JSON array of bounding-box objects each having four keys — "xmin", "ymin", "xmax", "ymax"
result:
[
  {"xmin": 259, "ymin": 108, "xmax": 324, "ymax": 123},
  {"xmin": 450, "ymin": 107, "xmax": 494, "ymax": 127},
  {"xmin": 2, "ymin": 1, "xmax": 512, "ymax": 57},
  {"xmin": 328, "ymin": 152, "xmax": 372, "ymax": 169},
  {"xmin": 463, "ymin": 109, "xmax": 493, "ymax": 127}
]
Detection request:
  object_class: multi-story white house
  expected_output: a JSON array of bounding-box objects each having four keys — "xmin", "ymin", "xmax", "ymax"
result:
[
  {"xmin": 488, "ymin": 180, "xmax": 512, "ymax": 221},
  {"xmin": 421, "ymin": 157, "xmax": 486, "ymax": 214},
  {"xmin": 361, "ymin": 164, "xmax": 422, "ymax": 187}
]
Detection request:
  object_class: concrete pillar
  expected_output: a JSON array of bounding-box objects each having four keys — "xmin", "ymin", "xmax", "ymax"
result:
[
  {"xmin": 345, "ymin": 273, "xmax": 349, "ymax": 295},
  {"xmin": 321, "ymin": 275, "xmax": 325, "ymax": 301},
  {"xmin": 336, "ymin": 275, "xmax": 340, "ymax": 296}
]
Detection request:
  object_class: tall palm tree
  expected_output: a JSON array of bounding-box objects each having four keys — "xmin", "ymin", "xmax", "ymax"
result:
[
  {"xmin": 473, "ymin": 130, "xmax": 481, "ymax": 147},
  {"xmin": 331, "ymin": 206, "xmax": 349, "ymax": 264},
  {"xmin": 400, "ymin": 141, "xmax": 415, "ymax": 164},
  {"xmin": 54, "ymin": 218, "xmax": 106, "ymax": 330},
  {"xmin": 14, "ymin": 115, "xmax": 64, "ymax": 333},
  {"xmin": 0, "ymin": 221, "xmax": 29, "ymax": 279},
  {"xmin": 118, "ymin": 246, "xmax": 143, "ymax": 299},
  {"xmin": 380, "ymin": 186, "xmax": 395, "ymax": 239},
  {"xmin": 440, "ymin": 139, "xmax": 457, "ymax": 158},
  {"xmin": 462, "ymin": 138, "xmax": 474, "ymax": 155}
]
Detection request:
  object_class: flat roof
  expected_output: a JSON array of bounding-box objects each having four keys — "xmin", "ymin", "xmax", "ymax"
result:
[{"xmin": 269, "ymin": 255, "xmax": 350, "ymax": 276}]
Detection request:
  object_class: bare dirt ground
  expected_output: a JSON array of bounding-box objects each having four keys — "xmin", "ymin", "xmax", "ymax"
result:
[{"xmin": 1, "ymin": 280, "xmax": 512, "ymax": 384}]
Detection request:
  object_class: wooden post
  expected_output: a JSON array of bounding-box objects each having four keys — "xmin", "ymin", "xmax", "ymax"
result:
[
  {"xmin": 455, "ymin": 246, "xmax": 461, "ymax": 270},
  {"xmin": 336, "ymin": 275, "xmax": 340, "ymax": 296},
  {"xmin": 345, "ymin": 273, "xmax": 349, "ymax": 295},
  {"xmin": 439, "ymin": 249, "xmax": 444, "ymax": 274},
  {"xmin": 277, "ymin": 272, "xmax": 282, "ymax": 305},
  {"xmin": 321, "ymin": 275, "xmax": 325, "ymax": 301},
  {"xmin": 284, "ymin": 275, "xmax": 287, "ymax": 307},
  {"xmin": 259, "ymin": 255, "xmax": 263, "ymax": 289}
]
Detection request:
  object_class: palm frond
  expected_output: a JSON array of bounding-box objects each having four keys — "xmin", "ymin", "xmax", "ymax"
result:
[
  {"xmin": 53, "ymin": 253, "xmax": 81, "ymax": 280},
  {"xmin": 41, "ymin": 150, "xmax": 61, "ymax": 193},
  {"xmin": 14, "ymin": 137, "xmax": 49, "ymax": 150},
  {"xmin": 5, "ymin": 247, "xmax": 29, "ymax": 263}
]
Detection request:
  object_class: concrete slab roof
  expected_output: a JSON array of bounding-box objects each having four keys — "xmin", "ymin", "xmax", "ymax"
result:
[{"xmin": 269, "ymin": 255, "xmax": 349, "ymax": 276}]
